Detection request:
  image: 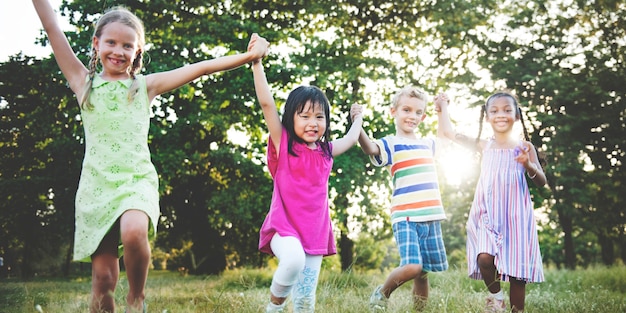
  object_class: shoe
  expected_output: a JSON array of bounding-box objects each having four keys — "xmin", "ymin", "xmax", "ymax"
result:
[
  {"xmin": 265, "ymin": 301, "xmax": 286, "ymax": 313},
  {"xmin": 485, "ymin": 297, "xmax": 506, "ymax": 313},
  {"xmin": 369, "ymin": 285, "xmax": 388, "ymax": 312}
]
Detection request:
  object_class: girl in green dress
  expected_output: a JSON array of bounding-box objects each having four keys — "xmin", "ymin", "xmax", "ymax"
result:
[{"xmin": 32, "ymin": 1, "xmax": 269, "ymax": 312}]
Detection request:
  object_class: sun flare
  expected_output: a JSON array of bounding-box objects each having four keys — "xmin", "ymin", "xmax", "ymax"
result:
[{"xmin": 437, "ymin": 142, "xmax": 478, "ymax": 186}]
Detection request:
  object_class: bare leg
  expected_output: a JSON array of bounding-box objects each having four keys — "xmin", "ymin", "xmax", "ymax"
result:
[
  {"xmin": 412, "ymin": 272, "xmax": 429, "ymax": 311},
  {"xmin": 90, "ymin": 225, "xmax": 121, "ymax": 313},
  {"xmin": 509, "ymin": 277, "xmax": 526, "ymax": 312},
  {"xmin": 120, "ymin": 210, "xmax": 150, "ymax": 312},
  {"xmin": 477, "ymin": 253, "xmax": 501, "ymax": 293},
  {"xmin": 380, "ymin": 264, "xmax": 422, "ymax": 298}
]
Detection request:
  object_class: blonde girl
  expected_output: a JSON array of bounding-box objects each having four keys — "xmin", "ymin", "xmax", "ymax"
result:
[{"xmin": 32, "ymin": 0, "xmax": 269, "ymax": 312}]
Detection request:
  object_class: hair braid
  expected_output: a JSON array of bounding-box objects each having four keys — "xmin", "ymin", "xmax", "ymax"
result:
[
  {"xmin": 476, "ymin": 105, "xmax": 485, "ymax": 145},
  {"xmin": 126, "ymin": 51, "xmax": 143, "ymax": 103},
  {"xmin": 80, "ymin": 48, "xmax": 99, "ymax": 110},
  {"xmin": 519, "ymin": 107, "xmax": 531, "ymax": 142},
  {"xmin": 518, "ymin": 106, "xmax": 547, "ymax": 167}
]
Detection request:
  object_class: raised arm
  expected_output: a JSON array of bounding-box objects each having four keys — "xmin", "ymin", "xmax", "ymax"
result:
[
  {"xmin": 436, "ymin": 93, "xmax": 482, "ymax": 151},
  {"xmin": 251, "ymin": 59, "xmax": 282, "ymax": 152},
  {"xmin": 32, "ymin": 0, "xmax": 88, "ymax": 94},
  {"xmin": 146, "ymin": 33, "xmax": 269, "ymax": 100},
  {"xmin": 356, "ymin": 129, "xmax": 380, "ymax": 156},
  {"xmin": 347, "ymin": 104, "xmax": 380, "ymax": 156},
  {"xmin": 330, "ymin": 104, "xmax": 363, "ymax": 157}
]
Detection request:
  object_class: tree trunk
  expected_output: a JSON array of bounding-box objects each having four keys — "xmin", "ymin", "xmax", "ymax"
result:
[
  {"xmin": 597, "ymin": 233, "xmax": 615, "ymax": 266},
  {"xmin": 557, "ymin": 207, "xmax": 576, "ymax": 269},
  {"xmin": 339, "ymin": 230, "xmax": 354, "ymax": 272}
]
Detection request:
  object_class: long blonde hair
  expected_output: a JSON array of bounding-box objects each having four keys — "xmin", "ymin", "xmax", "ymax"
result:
[{"xmin": 80, "ymin": 6, "xmax": 145, "ymax": 109}]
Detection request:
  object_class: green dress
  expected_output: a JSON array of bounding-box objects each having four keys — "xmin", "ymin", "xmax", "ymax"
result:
[{"xmin": 73, "ymin": 74, "xmax": 159, "ymax": 262}]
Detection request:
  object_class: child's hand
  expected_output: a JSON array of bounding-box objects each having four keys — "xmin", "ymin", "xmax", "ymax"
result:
[
  {"xmin": 434, "ymin": 92, "xmax": 449, "ymax": 112},
  {"xmin": 248, "ymin": 33, "xmax": 269, "ymax": 64},
  {"xmin": 350, "ymin": 104, "xmax": 363, "ymax": 121},
  {"xmin": 514, "ymin": 141, "xmax": 533, "ymax": 166}
]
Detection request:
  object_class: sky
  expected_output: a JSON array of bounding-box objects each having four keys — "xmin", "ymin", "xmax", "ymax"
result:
[{"xmin": 0, "ymin": 0, "xmax": 67, "ymax": 62}]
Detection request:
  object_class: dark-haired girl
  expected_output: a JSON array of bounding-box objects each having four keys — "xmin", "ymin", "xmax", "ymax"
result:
[
  {"xmin": 251, "ymin": 57, "xmax": 362, "ymax": 312},
  {"xmin": 436, "ymin": 91, "xmax": 546, "ymax": 313}
]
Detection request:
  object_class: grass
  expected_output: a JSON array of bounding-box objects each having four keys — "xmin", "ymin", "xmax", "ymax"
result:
[{"xmin": 1, "ymin": 265, "xmax": 625, "ymax": 312}]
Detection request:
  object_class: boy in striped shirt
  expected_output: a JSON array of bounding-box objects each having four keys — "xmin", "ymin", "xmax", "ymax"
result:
[{"xmin": 355, "ymin": 86, "xmax": 448, "ymax": 312}]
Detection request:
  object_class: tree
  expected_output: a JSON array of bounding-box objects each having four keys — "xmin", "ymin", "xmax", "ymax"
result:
[{"xmin": 0, "ymin": 55, "xmax": 81, "ymax": 277}]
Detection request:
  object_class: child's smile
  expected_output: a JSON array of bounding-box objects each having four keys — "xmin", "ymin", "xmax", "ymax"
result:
[
  {"xmin": 294, "ymin": 101, "xmax": 327, "ymax": 147},
  {"xmin": 94, "ymin": 21, "xmax": 140, "ymax": 80},
  {"xmin": 391, "ymin": 95, "xmax": 426, "ymax": 137}
]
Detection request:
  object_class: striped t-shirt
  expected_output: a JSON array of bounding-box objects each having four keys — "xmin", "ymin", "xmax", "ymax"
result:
[{"xmin": 370, "ymin": 136, "xmax": 446, "ymax": 224}]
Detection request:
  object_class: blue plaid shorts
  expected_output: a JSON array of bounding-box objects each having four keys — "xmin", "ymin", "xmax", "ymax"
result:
[{"xmin": 392, "ymin": 220, "xmax": 448, "ymax": 272}]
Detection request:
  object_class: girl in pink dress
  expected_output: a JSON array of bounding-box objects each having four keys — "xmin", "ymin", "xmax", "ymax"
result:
[
  {"xmin": 251, "ymin": 58, "xmax": 363, "ymax": 312},
  {"xmin": 436, "ymin": 91, "xmax": 547, "ymax": 313}
]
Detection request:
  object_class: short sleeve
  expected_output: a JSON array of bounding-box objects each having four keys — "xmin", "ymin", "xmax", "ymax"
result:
[{"xmin": 369, "ymin": 138, "xmax": 391, "ymax": 167}]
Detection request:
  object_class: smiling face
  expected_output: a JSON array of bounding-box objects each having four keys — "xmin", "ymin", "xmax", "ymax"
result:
[
  {"xmin": 293, "ymin": 101, "xmax": 327, "ymax": 148},
  {"xmin": 93, "ymin": 21, "xmax": 140, "ymax": 80},
  {"xmin": 391, "ymin": 95, "xmax": 427, "ymax": 137},
  {"xmin": 485, "ymin": 95, "xmax": 519, "ymax": 134}
]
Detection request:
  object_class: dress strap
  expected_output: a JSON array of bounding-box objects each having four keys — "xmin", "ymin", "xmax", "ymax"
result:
[{"xmin": 484, "ymin": 138, "xmax": 494, "ymax": 150}]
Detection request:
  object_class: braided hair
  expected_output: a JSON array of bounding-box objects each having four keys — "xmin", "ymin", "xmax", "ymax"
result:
[{"xmin": 80, "ymin": 6, "xmax": 145, "ymax": 110}]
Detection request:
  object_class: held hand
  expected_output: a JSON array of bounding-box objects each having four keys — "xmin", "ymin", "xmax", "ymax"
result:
[
  {"xmin": 434, "ymin": 92, "xmax": 449, "ymax": 112},
  {"xmin": 248, "ymin": 33, "xmax": 269, "ymax": 63},
  {"xmin": 350, "ymin": 104, "xmax": 363, "ymax": 121}
]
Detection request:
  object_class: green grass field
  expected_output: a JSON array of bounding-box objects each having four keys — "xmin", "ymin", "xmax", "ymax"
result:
[{"xmin": 1, "ymin": 266, "xmax": 625, "ymax": 312}]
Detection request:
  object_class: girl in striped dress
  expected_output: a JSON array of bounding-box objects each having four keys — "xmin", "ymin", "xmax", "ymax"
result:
[{"xmin": 436, "ymin": 91, "xmax": 547, "ymax": 313}]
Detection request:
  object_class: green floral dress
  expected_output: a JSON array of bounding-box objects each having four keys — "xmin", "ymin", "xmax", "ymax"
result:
[{"xmin": 73, "ymin": 75, "xmax": 159, "ymax": 262}]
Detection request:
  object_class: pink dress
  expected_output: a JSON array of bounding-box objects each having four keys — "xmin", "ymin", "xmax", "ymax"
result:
[
  {"xmin": 258, "ymin": 129, "xmax": 336, "ymax": 256},
  {"xmin": 466, "ymin": 140, "xmax": 544, "ymax": 283}
]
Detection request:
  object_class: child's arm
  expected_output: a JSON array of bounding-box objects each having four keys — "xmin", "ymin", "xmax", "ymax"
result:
[
  {"xmin": 32, "ymin": 0, "xmax": 88, "ymax": 95},
  {"xmin": 146, "ymin": 34, "xmax": 269, "ymax": 101},
  {"xmin": 515, "ymin": 142, "xmax": 547, "ymax": 187},
  {"xmin": 348, "ymin": 104, "xmax": 380, "ymax": 156},
  {"xmin": 330, "ymin": 104, "xmax": 363, "ymax": 157},
  {"xmin": 356, "ymin": 129, "xmax": 380, "ymax": 156},
  {"xmin": 353, "ymin": 123, "xmax": 380, "ymax": 157},
  {"xmin": 436, "ymin": 93, "xmax": 483, "ymax": 151},
  {"xmin": 251, "ymin": 59, "xmax": 282, "ymax": 153}
]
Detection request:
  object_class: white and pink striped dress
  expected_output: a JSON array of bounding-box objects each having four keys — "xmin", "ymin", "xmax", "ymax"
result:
[{"xmin": 466, "ymin": 140, "xmax": 544, "ymax": 283}]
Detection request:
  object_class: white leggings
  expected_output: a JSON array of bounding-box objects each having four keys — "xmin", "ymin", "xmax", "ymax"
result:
[{"xmin": 270, "ymin": 233, "xmax": 323, "ymax": 312}]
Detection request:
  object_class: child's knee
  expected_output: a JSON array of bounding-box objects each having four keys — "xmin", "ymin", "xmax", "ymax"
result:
[
  {"xmin": 278, "ymin": 252, "xmax": 306, "ymax": 276},
  {"xmin": 121, "ymin": 225, "xmax": 148, "ymax": 247},
  {"xmin": 402, "ymin": 263, "xmax": 423, "ymax": 277},
  {"xmin": 476, "ymin": 253, "xmax": 494, "ymax": 269},
  {"xmin": 92, "ymin": 269, "xmax": 117, "ymax": 291}
]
